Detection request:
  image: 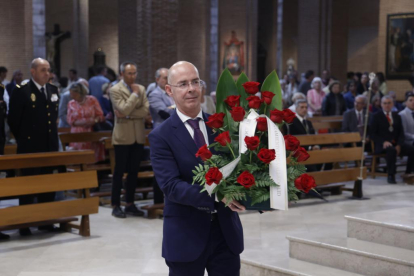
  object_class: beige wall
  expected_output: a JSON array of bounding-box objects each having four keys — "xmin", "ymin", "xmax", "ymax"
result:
[
  {"xmin": 378, "ymin": 0, "xmax": 414, "ymax": 99},
  {"xmin": 0, "ymin": 0, "xmax": 33, "ymax": 79},
  {"xmin": 347, "ymin": 0, "xmax": 379, "ymax": 73}
]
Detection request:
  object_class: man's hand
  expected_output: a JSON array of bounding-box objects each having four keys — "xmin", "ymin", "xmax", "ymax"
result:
[
  {"xmin": 383, "ymin": 141, "xmax": 393, "ymax": 149},
  {"xmin": 222, "ymin": 198, "xmax": 246, "ymax": 212},
  {"xmin": 131, "ymin": 84, "xmax": 140, "ymax": 95},
  {"xmin": 115, "ymin": 110, "xmax": 126, "ymax": 118},
  {"xmin": 396, "ymin": 145, "xmax": 401, "ymax": 156}
]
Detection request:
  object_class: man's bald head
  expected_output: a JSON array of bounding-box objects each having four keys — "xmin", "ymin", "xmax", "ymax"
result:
[
  {"xmin": 168, "ymin": 61, "xmax": 199, "ymax": 84},
  {"xmin": 30, "ymin": 58, "xmax": 50, "ymax": 86},
  {"xmin": 31, "ymin": 58, "xmax": 49, "ymax": 69}
]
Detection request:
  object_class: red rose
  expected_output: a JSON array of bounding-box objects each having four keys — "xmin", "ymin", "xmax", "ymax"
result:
[
  {"xmin": 244, "ymin": 136, "xmax": 260, "ymax": 151},
  {"xmin": 224, "ymin": 95, "xmax": 241, "ymax": 108},
  {"xmin": 269, "ymin": 109, "xmax": 284, "ymax": 124},
  {"xmin": 257, "ymin": 148, "xmax": 276, "ymax": 164},
  {"xmin": 283, "ymin": 109, "xmax": 296, "ymax": 123},
  {"xmin": 205, "ymin": 167, "xmax": 223, "ymax": 186},
  {"xmin": 294, "ymin": 174, "xmax": 316, "ymax": 193},
  {"xmin": 229, "ymin": 106, "xmax": 245, "ymax": 122},
  {"xmin": 195, "ymin": 144, "xmax": 212, "ymax": 161},
  {"xmin": 246, "ymin": 96, "xmax": 262, "ymax": 109},
  {"xmin": 242, "ymin": 81, "xmax": 260, "ymax": 94},
  {"xmin": 261, "ymin": 91, "xmax": 275, "ymax": 105},
  {"xmin": 206, "ymin": 113, "xmax": 225, "ymax": 129},
  {"xmin": 293, "ymin": 147, "xmax": 310, "ymax": 162},
  {"xmin": 256, "ymin": 117, "xmax": 268, "ymax": 132},
  {"xmin": 215, "ymin": 131, "xmax": 231, "ymax": 146},
  {"xmin": 237, "ymin": 171, "xmax": 256, "ymax": 188},
  {"xmin": 284, "ymin": 135, "xmax": 300, "ymax": 151}
]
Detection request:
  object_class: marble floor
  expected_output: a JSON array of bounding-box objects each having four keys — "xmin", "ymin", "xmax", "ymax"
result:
[{"xmin": 0, "ymin": 176, "xmax": 413, "ymax": 276}]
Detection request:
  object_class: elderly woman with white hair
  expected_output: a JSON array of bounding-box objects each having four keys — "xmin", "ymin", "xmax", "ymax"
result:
[{"xmin": 306, "ymin": 77, "xmax": 326, "ymax": 116}]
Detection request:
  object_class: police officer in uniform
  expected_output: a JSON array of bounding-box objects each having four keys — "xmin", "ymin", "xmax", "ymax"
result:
[{"xmin": 8, "ymin": 58, "xmax": 60, "ymax": 236}]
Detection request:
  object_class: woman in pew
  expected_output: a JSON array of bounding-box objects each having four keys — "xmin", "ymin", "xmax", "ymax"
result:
[{"xmin": 67, "ymin": 82, "xmax": 106, "ymax": 162}]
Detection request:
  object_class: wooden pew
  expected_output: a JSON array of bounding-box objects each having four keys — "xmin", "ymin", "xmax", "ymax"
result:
[
  {"xmin": 4, "ymin": 144, "xmax": 17, "ymax": 155},
  {"xmin": 0, "ymin": 150, "xmax": 99, "ymax": 236},
  {"xmin": 295, "ymin": 132, "xmax": 367, "ymax": 196},
  {"xmin": 296, "ymin": 132, "xmax": 360, "ymax": 147},
  {"xmin": 312, "ymin": 120, "xmax": 342, "ymax": 132},
  {"xmin": 308, "ymin": 115, "xmax": 343, "ymax": 123},
  {"xmin": 59, "ymin": 131, "xmax": 112, "ymax": 172}
]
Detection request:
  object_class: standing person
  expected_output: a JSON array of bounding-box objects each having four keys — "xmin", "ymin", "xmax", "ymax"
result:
[
  {"xmin": 149, "ymin": 61, "xmax": 245, "ymax": 276},
  {"xmin": 89, "ymin": 66, "xmax": 109, "ymax": 99},
  {"xmin": 148, "ymin": 68, "xmax": 175, "ymax": 128},
  {"xmin": 322, "ymin": 81, "xmax": 346, "ymax": 116},
  {"xmin": 66, "ymin": 82, "xmax": 106, "ymax": 162},
  {"xmin": 68, "ymin": 68, "xmax": 79, "ymax": 87},
  {"xmin": 370, "ymin": 96, "xmax": 414, "ymax": 184},
  {"xmin": 109, "ymin": 61, "xmax": 149, "ymax": 218},
  {"xmin": 0, "ymin": 67, "xmax": 8, "ymax": 86},
  {"xmin": 200, "ymin": 81, "xmax": 216, "ymax": 114},
  {"xmin": 298, "ymin": 70, "xmax": 314, "ymax": 95},
  {"xmin": 306, "ymin": 77, "xmax": 325, "ymax": 116},
  {"xmin": 8, "ymin": 58, "xmax": 60, "ymax": 236},
  {"xmin": 357, "ymin": 73, "xmax": 369, "ymax": 94},
  {"xmin": 6, "ymin": 70, "xmax": 23, "ymax": 98},
  {"xmin": 343, "ymin": 81, "xmax": 358, "ymax": 110}
]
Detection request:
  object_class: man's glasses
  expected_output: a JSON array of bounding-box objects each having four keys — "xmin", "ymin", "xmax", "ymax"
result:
[{"xmin": 168, "ymin": 79, "xmax": 205, "ymax": 90}]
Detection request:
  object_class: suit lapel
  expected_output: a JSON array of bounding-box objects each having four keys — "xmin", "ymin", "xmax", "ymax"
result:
[
  {"xmin": 171, "ymin": 111, "xmax": 199, "ymax": 162},
  {"xmin": 203, "ymin": 112, "xmax": 217, "ymax": 146}
]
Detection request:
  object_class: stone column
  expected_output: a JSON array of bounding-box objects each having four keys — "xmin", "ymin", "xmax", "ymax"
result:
[
  {"xmin": 210, "ymin": 0, "xmax": 219, "ymax": 91},
  {"xmin": 32, "ymin": 0, "xmax": 45, "ymax": 59},
  {"xmin": 72, "ymin": 0, "xmax": 89, "ymax": 79}
]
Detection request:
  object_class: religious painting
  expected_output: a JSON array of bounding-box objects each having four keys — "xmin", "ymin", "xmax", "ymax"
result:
[
  {"xmin": 222, "ymin": 31, "xmax": 245, "ymax": 75},
  {"xmin": 386, "ymin": 13, "xmax": 414, "ymax": 79}
]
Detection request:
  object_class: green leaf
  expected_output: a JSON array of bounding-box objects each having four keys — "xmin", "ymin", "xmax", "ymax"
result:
[
  {"xmin": 216, "ymin": 69, "xmax": 239, "ymax": 114},
  {"xmin": 235, "ymin": 72, "xmax": 250, "ymax": 109},
  {"xmin": 261, "ymin": 70, "xmax": 283, "ymax": 116}
]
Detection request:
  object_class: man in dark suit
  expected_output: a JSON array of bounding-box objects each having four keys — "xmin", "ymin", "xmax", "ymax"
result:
[
  {"xmin": 149, "ymin": 61, "xmax": 245, "ymax": 276},
  {"xmin": 370, "ymin": 96, "xmax": 414, "ymax": 184},
  {"xmin": 286, "ymin": 99, "xmax": 316, "ymax": 136},
  {"xmin": 342, "ymin": 95, "xmax": 369, "ymax": 137},
  {"xmin": 8, "ymin": 58, "xmax": 60, "ymax": 236}
]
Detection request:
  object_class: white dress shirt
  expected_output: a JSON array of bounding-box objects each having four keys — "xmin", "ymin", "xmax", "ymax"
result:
[
  {"xmin": 176, "ymin": 108, "xmax": 209, "ymax": 146},
  {"xmin": 355, "ymin": 109, "xmax": 363, "ymax": 124},
  {"xmin": 32, "ymin": 79, "xmax": 48, "ymax": 99}
]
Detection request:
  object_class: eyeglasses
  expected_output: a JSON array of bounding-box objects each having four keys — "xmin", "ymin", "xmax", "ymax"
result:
[{"xmin": 168, "ymin": 79, "xmax": 205, "ymax": 90}]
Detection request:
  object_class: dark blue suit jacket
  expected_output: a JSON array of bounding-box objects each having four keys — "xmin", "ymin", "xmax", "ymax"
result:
[{"xmin": 149, "ymin": 110, "xmax": 244, "ymax": 262}]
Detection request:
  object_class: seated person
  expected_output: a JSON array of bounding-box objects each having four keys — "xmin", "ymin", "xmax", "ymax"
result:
[
  {"xmin": 284, "ymin": 99, "xmax": 319, "ymax": 172},
  {"xmin": 399, "ymin": 92, "xmax": 414, "ymax": 147},
  {"xmin": 66, "ymin": 82, "xmax": 106, "ymax": 162},
  {"xmin": 322, "ymin": 81, "xmax": 346, "ymax": 116},
  {"xmin": 343, "ymin": 80, "xmax": 358, "ymax": 110},
  {"xmin": 342, "ymin": 95, "xmax": 368, "ymax": 137},
  {"xmin": 388, "ymin": 91, "xmax": 404, "ymax": 112},
  {"xmin": 370, "ymin": 96, "xmax": 414, "ymax": 184}
]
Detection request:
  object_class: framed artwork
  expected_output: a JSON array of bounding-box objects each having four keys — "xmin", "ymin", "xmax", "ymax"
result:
[
  {"xmin": 222, "ymin": 31, "xmax": 245, "ymax": 76},
  {"xmin": 386, "ymin": 13, "xmax": 414, "ymax": 79}
]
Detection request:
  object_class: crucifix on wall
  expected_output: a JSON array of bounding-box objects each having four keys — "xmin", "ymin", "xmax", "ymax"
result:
[{"xmin": 45, "ymin": 24, "xmax": 70, "ymax": 77}]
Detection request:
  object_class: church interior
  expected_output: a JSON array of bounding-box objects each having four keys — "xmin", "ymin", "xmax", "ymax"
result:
[{"xmin": 1, "ymin": 0, "xmax": 414, "ymax": 275}]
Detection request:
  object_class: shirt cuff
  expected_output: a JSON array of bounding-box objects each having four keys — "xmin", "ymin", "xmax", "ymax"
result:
[{"xmin": 132, "ymin": 93, "xmax": 139, "ymax": 98}]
